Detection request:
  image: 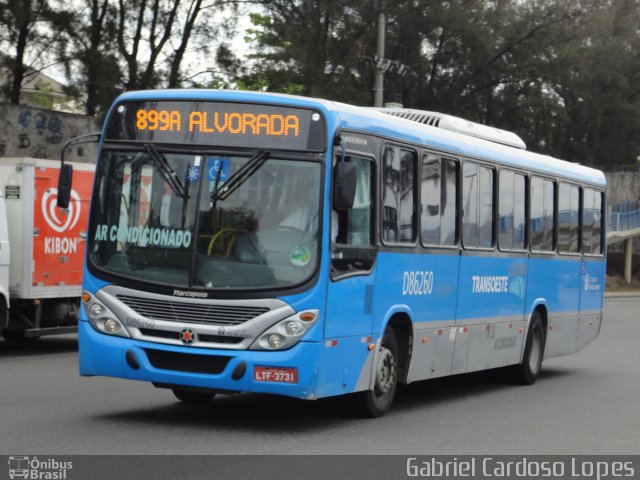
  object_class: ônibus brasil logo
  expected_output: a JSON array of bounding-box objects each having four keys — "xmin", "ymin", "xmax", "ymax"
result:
[{"xmin": 41, "ymin": 188, "xmax": 81, "ymax": 233}]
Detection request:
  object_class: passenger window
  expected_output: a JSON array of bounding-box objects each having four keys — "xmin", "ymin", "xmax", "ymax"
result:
[
  {"xmin": 530, "ymin": 177, "xmax": 556, "ymax": 252},
  {"xmin": 499, "ymin": 170, "xmax": 526, "ymax": 250},
  {"xmin": 462, "ymin": 162, "xmax": 494, "ymax": 248},
  {"xmin": 421, "ymin": 155, "xmax": 458, "ymax": 246},
  {"xmin": 583, "ymin": 188, "xmax": 604, "ymax": 255},
  {"xmin": 558, "ymin": 183, "xmax": 580, "ymax": 253},
  {"xmin": 382, "ymin": 146, "xmax": 416, "ymax": 243}
]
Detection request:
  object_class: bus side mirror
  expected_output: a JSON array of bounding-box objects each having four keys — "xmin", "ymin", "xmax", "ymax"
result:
[
  {"xmin": 56, "ymin": 132, "xmax": 101, "ymax": 209},
  {"xmin": 57, "ymin": 164, "xmax": 73, "ymax": 209},
  {"xmin": 333, "ymin": 162, "xmax": 357, "ymax": 210}
]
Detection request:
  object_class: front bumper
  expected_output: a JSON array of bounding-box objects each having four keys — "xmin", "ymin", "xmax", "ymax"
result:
[{"xmin": 78, "ymin": 321, "xmax": 321, "ymax": 399}]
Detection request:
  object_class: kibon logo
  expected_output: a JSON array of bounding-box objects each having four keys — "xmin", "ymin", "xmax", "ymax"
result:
[{"xmin": 41, "ymin": 188, "xmax": 82, "ymax": 233}]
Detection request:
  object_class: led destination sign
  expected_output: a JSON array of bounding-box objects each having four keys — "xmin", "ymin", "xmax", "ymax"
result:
[{"xmin": 105, "ymin": 100, "xmax": 326, "ymax": 151}]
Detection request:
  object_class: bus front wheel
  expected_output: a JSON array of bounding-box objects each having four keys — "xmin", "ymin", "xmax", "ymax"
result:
[
  {"xmin": 353, "ymin": 327, "xmax": 398, "ymax": 418},
  {"xmin": 507, "ymin": 312, "xmax": 545, "ymax": 385}
]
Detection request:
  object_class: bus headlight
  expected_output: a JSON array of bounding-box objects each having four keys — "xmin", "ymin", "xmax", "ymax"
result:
[
  {"xmin": 89, "ymin": 303, "xmax": 105, "ymax": 318},
  {"xmin": 285, "ymin": 321, "xmax": 303, "ymax": 335},
  {"xmin": 250, "ymin": 309, "xmax": 319, "ymax": 350},
  {"xmin": 268, "ymin": 334, "xmax": 284, "ymax": 349},
  {"xmin": 83, "ymin": 292, "xmax": 130, "ymax": 338}
]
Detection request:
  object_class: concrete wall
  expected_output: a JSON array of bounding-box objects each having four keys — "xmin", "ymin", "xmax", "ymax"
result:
[
  {"xmin": 0, "ymin": 103, "xmax": 101, "ymax": 164},
  {"xmin": 605, "ymin": 170, "xmax": 640, "ymax": 206}
]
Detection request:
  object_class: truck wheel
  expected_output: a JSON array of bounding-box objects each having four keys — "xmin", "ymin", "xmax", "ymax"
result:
[
  {"xmin": 507, "ymin": 312, "xmax": 545, "ymax": 385},
  {"xmin": 2, "ymin": 329, "xmax": 40, "ymax": 343},
  {"xmin": 352, "ymin": 327, "xmax": 398, "ymax": 418},
  {"xmin": 172, "ymin": 389, "xmax": 216, "ymax": 404}
]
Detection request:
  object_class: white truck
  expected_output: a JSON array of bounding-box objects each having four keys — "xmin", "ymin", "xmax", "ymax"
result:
[{"xmin": 0, "ymin": 158, "xmax": 94, "ymax": 340}]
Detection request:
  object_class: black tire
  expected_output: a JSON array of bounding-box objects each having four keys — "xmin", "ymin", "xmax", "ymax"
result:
[
  {"xmin": 352, "ymin": 327, "xmax": 399, "ymax": 418},
  {"xmin": 1, "ymin": 329, "xmax": 40, "ymax": 343},
  {"xmin": 507, "ymin": 311, "xmax": 545, "ymax": 385},
  {"xmin": 172, "ymin": 389, "xmax": 216, "ymax": 404}
]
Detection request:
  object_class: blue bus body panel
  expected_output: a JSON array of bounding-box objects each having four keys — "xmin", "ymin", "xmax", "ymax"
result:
[
  {"xmin": 79, "ymin": 316, "xmax": 373, "ymax": 400},
  {"xmin": 79, "ymin": 264, "xmax": 374, "ymax": 399},
  {"xmin": 79, "ymin": 319, "xmax": 324, "ymax": 399},
  {"xmin": 372, "ymin": 251, "xmax": 459, "ymax": 326},
  {"xmin": 80, "ymin": 89, "xmax": 607, "ymax": 400}
]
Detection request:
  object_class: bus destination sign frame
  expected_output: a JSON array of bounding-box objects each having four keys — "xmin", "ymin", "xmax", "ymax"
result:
[{"xmin": 105, "ymin": 100, "xmax": 327, "ymax": 152}]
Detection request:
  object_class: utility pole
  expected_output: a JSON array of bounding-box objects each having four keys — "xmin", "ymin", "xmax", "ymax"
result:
[
  {"xmin": 358, "ymin": 9, "xmax": 409, "ymax": 107},
  {"xmin": 374, "ymin": 12, "xmax": 386, "ymax": 108}
]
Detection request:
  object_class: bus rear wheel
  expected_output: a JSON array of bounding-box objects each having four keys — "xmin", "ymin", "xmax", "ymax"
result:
[
  {"xmin": 172, "ymin": 389, "xmax": 216, "ymax": 404},
  {"xmin": 353, "ymin": 327, "xmax": 398, "ymax": 418},
  {"xmin": 507, "ymin": 312, "xmax": 545, "ymax": 385}
]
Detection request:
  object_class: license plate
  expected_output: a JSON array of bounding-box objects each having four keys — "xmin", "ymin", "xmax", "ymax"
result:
[{"xmin": 254, "ymin": 366, "xmax": 298, "ymax": 384}]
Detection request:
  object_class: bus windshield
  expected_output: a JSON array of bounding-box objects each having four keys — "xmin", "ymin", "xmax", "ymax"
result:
[{"xmin": 88, "ymin": 148, "xmax": 321, "ymax": 290}]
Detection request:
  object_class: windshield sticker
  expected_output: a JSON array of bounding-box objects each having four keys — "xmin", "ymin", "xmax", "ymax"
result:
[
  {"xmin": 207, "ymin": 157, "xmax": 229, "ymax": 183},
  {"xmin": 94, "ymin": 224, "xmax": 192, "ymax": 248},
  {"xmin": 290, "ymin": 246, "xmax": 311, "ymax": 267},
  {"xmin": 186, "ymin": 165, "xmax": 201, "ymax": 183}
]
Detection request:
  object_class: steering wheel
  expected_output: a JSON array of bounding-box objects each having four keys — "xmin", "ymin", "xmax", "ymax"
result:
[{"xmin": 207, "ymin": 228, "xmax": 247, "ymax": 256}]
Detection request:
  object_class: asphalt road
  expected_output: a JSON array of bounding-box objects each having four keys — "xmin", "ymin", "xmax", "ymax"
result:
[{"xmin": 0, "ymin": 297, "xmax": 638, "ymax": 456}]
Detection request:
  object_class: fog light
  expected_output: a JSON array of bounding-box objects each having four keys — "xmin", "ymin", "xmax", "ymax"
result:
[
  {"xmin": 285, "ymin": 321, "xmax": 303, "ymax": 335},
  {"xmin": 89, "ymin": 303, "xmax": 104, "ymax": 318},
  {"xmin": 268, "ymin": 334, "xmax": 283, "ymax": 349},
  {"xmin": 104, "ymin": 318, "xmax": 119, "ymax": 334}
]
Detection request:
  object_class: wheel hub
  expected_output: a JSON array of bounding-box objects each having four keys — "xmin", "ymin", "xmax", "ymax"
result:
[{"xmin": 375, "ymin": 347, "xmax": 396, "ymax": 396}]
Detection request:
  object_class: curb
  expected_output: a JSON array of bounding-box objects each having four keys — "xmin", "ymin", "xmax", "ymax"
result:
[{"xmin": 604, "ymin": 291, "xmax": 640, "ymax": 299}]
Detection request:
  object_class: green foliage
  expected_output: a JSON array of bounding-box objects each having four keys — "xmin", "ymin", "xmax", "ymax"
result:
[
  {"xmin": 5, "ymin": 0, "xmax": 640, "ymax": 167},
  {"xmin": 234, "ymin": 0, "xmax": 640, "ymax": 167}
]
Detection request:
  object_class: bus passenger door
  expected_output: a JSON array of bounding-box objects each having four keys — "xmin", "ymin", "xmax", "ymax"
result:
[
  {"xmin": 326, "ymin": 156, "xmax": 376, "ymax": 339},
  {"xmin": 321, "ymin": 156, "xmax": 376, "ymax": 397},
  {"xmin": 578, "ymin": 189, "xmax": 605, "ymax": 350}
]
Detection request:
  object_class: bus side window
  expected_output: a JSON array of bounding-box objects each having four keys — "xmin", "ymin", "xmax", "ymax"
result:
[
  {"xmin": 498, "ymin": 170, "xmax": 526, "ymax": 251},
  {"xmin": 382, "ymin": 146, "xmax": 416, "ymax": 243},
  {"xmin": 331, "ymin": 156, "xmax": 375, "ymax": 277},
  {"xmin": 583, "ymin": 188, "xmax": 604, "ymax": 255},
  {"xmin": 421, "ymin": 155, "xmax": 458, "ymax": 246},
  {"xmin": 558, "ymin": 183, "xmax": 580, "ymax": 254},
  {"xmin": 462, "ymin": 162, "xmax": 495, "ymax": 249},
  {"xmin": 530, "ymin": 177, "xmax": 556, "ymax": 252}
]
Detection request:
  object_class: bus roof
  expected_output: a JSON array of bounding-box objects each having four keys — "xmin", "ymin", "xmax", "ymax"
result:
[{"xmin": 114, "ymin": 89, "xmax": 607, "ymax": 188}]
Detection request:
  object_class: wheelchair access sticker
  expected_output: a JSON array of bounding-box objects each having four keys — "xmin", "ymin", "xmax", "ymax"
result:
[{"xmin": 207, "ymin": 157, "xmax": 230, "ymax": 183}]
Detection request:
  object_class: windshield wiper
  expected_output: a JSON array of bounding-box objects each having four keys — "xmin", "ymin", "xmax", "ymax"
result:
[
  {"xmin": 144, "ymin": 143, "xmax": 186, "ymax": 198},
  {"xmin": 211, "ymin": 150, "xmax": 270, "ymax": 202}
]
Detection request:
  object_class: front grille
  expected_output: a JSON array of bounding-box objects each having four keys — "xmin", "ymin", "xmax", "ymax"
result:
[
  {"xmin": 144, "ymin": 349, "xmax": 231, "ymax": 375},
  {"xmin": 117, "ymin": 295, "xmax": 270, "ymax": 326},
  {"xmin": 139, "ymin": 328, "xmax": 177, "ymax": 340},
  {"xmin": 139, "ymin": 328, "xmax": 244, "ymax": 344}
]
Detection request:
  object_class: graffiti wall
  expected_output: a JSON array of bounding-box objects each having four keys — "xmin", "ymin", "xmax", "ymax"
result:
[{"xmin": 0, "ymin": 103, "xmax": 101, "ymax": 163}]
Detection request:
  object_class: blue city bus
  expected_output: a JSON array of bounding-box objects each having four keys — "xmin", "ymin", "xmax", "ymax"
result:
[{"xmin": 60, "ymin": 90, "xmax": 606, "ymax": 417}]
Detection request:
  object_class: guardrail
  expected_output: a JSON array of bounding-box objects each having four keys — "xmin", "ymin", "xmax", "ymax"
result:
[
  {"xmin": 611, "ymin": 200, "xmax": 639, "ymax": 213},
  {"xmin": 609, "ymin": 209, "xmax": 640, "ymax": 233},
  {"xmin": 609, "ymin": 200, "xmax": 640, "ymax": 233}
]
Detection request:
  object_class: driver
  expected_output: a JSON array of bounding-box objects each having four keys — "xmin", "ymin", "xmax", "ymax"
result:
[{"xmin": 279, "ymin": 182, "xmax": 316, "ymax": 231}]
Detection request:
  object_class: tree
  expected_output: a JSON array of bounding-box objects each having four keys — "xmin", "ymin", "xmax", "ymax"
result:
[
  {"xmin": 545, "ymin": 0, "xmax": 640, "ymax": 168},
  {"xmin": 54, "ymin": 0, "xmax": 122, "ymax": 116},
  {"xmin": 0, "ymin": 0, "xmax": 58, "ymax": 104},
  {"xmin": 238, "ymin": 0, "xmax": 374, "ymax": 104}
]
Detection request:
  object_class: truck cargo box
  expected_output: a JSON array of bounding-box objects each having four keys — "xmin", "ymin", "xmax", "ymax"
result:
[{"xmin": 0, "ymin": 158, "xmax": 94, "ymax": 300}]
